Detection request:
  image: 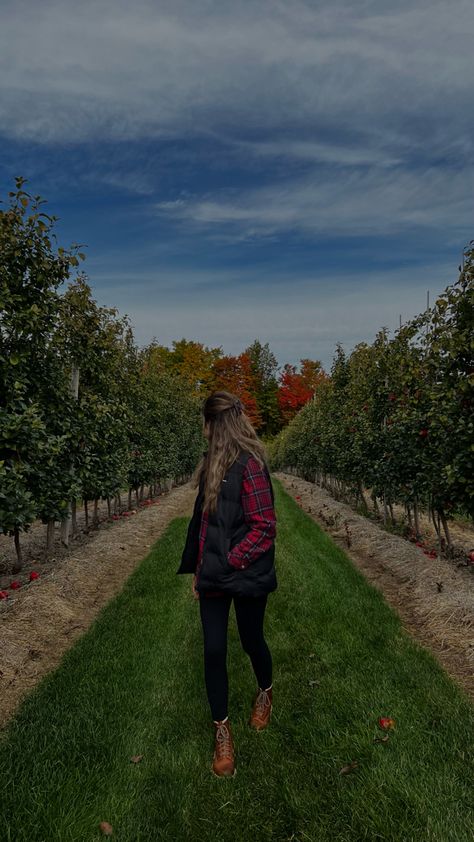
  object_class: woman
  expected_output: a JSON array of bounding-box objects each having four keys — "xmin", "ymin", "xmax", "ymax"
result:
[{"xmin": 176, "ymin": 390, "xmax": 277, "ymax": 778}]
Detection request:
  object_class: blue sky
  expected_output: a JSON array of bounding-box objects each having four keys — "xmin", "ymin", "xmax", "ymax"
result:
[{"xmin": 1, "ymin": 0, "xmax": 473, "ymax": 372}]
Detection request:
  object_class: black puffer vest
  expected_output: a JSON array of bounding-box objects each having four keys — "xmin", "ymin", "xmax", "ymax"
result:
[{"xmin": 176, "ymin": 449, "xmax": 277, "ymax": 598}]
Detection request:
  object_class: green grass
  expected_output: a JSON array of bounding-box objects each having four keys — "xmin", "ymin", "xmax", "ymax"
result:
[{"xmin": 1, "ymin": 478, "xmax": 473, "ymax": 842}]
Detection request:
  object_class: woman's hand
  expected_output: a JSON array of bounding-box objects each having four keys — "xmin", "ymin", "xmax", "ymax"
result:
[{"xmin": 192, "ymin": 573, "xmax": 200, "ymax": 600}]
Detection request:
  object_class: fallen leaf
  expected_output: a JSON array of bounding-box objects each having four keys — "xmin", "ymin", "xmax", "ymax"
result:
[
  {"xmin": 339, "ymin": 760, "xmax": 358, "ymax": 774},
  {"xmin": 99, "ymin": 821, "xmax": 113, "ymax": 836},
  {"xmin": 308, "ymin": 679, "xmax": 320, "ymax": 687},
  {"xmin": 373, "ymin": 735, "xmax": 390, "ymax": 743},
  {"xmin": 130, "ymin": 755, "xmax": 144, "ymax": 764}
]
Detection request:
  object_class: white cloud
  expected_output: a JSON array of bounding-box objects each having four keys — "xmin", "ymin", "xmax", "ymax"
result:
[
  {"xmin": 2, "ymin": 0, "xmax": 473, "ymax": 244},
  {"xmin": 229, "ymin": 138, "xmax": 402, "ymax": 168},
  {"xmin": 156, "ymin": 164, "xmax": 474, "ymax": 239},
  {"xmin": 0, "ymin": 0, "xmax": 473, "ymax": 161}
]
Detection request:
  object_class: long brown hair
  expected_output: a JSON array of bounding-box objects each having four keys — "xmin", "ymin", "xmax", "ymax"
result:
[{"xmin": 192, "ymin": 390, "xmax": 269, "ymax": 514}]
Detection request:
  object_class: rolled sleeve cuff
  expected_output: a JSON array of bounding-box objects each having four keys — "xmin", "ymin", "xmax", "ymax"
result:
[{"xmin": 227, "ymin": 551, "xmax": 248, "ymax": 570}]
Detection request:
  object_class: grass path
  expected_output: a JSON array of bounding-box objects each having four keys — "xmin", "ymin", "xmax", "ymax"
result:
[{"xmin": 1, "ymin": 479, "xmax": 473, "ymax": 842}]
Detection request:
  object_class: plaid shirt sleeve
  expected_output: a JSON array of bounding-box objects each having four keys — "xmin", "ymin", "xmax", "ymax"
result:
[{"xmin": 227, "ymin": 456, "xmax": 276, "ymax": 570}]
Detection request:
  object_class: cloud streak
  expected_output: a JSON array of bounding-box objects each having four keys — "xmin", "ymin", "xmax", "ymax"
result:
[
  {"xmin": 1, "ymin": 0, "xmax": 473, "ymax": 158},
  {"xmin": 156, "ymin": 165, "xmax": 474, "ymax": 240},
  {"xmin": 3, "ymin": 0, "xmax": 471, "ymax": 240}
]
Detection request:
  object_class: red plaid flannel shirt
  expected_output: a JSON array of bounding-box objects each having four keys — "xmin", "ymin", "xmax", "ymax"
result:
[{"xmin": 195, "ymin": 456, "xmax": 276, "ymax": 597}]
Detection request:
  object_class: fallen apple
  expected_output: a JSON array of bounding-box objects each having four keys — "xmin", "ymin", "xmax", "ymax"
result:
[{"xmin": 378, "ymin": 716, "xmax": 395, "ymax": 730}]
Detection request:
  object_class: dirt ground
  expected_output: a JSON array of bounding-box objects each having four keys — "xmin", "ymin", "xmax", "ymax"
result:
[
  {"xmin": 274, "ymin": 471, "xmax": 474, "ymax": 701},
  {"xmin": 0, "ymin": 481, "xmax": 197, "ymax": 733},
  {"xmin": 1, "ymin": 472, "xmax": 473, "ymax": 734}
]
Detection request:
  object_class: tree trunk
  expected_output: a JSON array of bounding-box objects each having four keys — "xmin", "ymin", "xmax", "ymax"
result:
[
  {"xmin": 388, "ymin": 502, "xmax": 395, "ymax": 526},
  {"xmin": 431, "ymin": 505, "xmax": 441, "ymax": 538},
  {"xmin": 93, "ymin": 498, "xmax": 99, "ymax": 526},
  {"xmin": 84, "ymin": 499, "xmax": 89, "ymax": 530},
  {"xmin": 12, "ymin": 527, "xmax": 22, "ymax": 573},
  {"xmin": 413, "ymin": 498, "xmax": 421, "ymax": 540},
  {"xmin": 72, "ymin": 499, "xmax": 77, "ymax": 536},
  {"xmin": 372, "ymin": 493, "xmax": 380, "ymax": 516},
  {"xmin": 357, "ymin": 481, "xmax": 369, "ymax": 513},
  {"xmin": 46, "ymin": 520, "xmax": 55, "ymax": 556},
  {"xmin": 432, "ymin": 509, "xmax": 442, "ymax": 556},
  {"xmin": 107, "ymin": 497, "xmax": 111, "ymax": 518},
  {"xmin": 61, "ymin": 364, "xmax": 80, "ymax": 547},
  {"xmin": 60, "ymin": 517, "xmax": 69, "ymax": 547},
  {"xmin": 128, "ymin": 488, "xmax": 132, "ymax": 510},
  {"xmin": 438, "ymin": 508, "xmax": 453, "ymax": 553}
]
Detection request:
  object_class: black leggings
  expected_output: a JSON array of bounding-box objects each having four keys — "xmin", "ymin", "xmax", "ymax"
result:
[{"xmin": 199, "ymin": 593, "xmax": 273, "ymax": 721}]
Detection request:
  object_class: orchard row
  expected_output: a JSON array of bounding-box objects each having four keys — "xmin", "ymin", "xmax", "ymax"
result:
[
  {"xmin": 269, "ymin": 243, "xmax": 474, "ymax": 550},
  {"xmin": 1, "ymin": 180, "xmax": 203, "ymax": 569}
]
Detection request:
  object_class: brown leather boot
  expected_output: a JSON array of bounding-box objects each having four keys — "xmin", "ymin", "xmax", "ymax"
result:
[
  {"xmin": 249, "ymin": 684, "xmax": 273, "ymax": 730},
  {"xmin": 211, "ymin": 717, "xmax": 236, "ymax": 777}
]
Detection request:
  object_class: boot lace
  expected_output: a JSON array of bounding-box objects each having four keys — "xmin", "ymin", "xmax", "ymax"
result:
[
  {"xmin": 214, "ymin": 722, "xmax": 233, "ymax": 759},
  {"xmin": 255, "ymin": 688, "xmax": 271, "ymax": 717}
]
